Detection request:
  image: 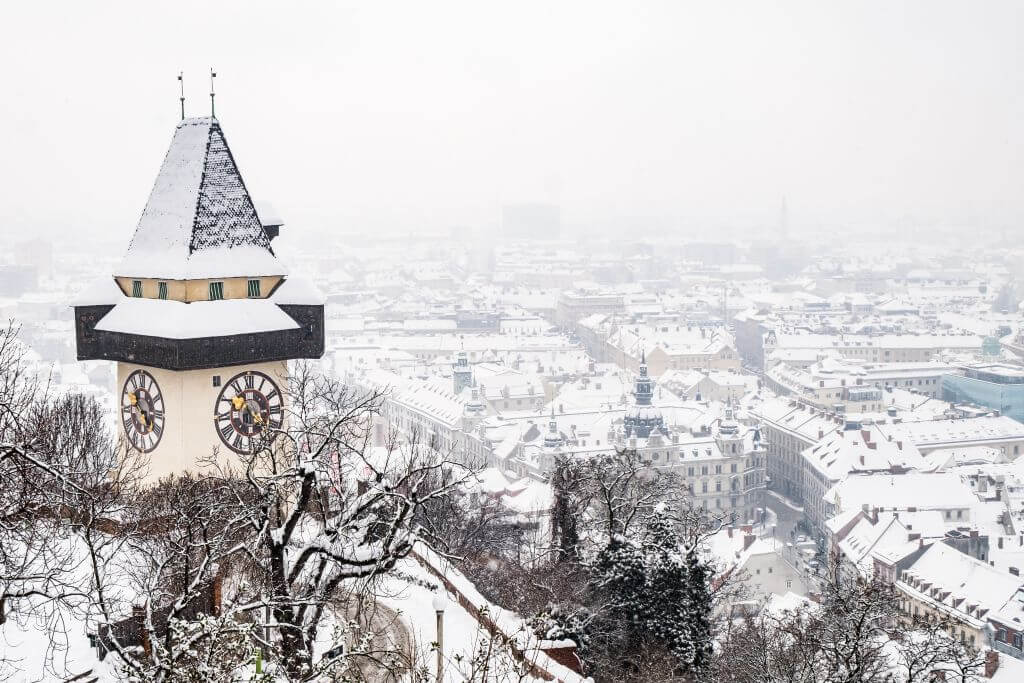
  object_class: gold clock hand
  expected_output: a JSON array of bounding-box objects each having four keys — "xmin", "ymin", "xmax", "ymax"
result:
[{"xmin": 244, "ymin": 399, "xmax": 265, "ymax": 425}]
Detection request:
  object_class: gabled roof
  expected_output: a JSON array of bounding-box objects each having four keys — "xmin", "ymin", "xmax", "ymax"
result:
[{"xmin": 115, "ymin": 117, "xmax": 286, "ymax": 280}]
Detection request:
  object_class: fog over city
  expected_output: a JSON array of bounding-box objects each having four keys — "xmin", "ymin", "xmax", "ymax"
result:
[
  {"xmin": 2, "ymin": 0, "xmax": 1022, "ymax": 241},
  {"xmin": 4, "ymin": 3, "xmax": 1024, "ymax": 682}
]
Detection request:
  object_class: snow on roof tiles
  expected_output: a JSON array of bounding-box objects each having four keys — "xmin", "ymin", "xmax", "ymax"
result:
[
  {"xmin": 115, "ymin": 117, "xmax": 286, "ymax": 280},
  {"xmin": 72, "ymin": 276, "xmax": 124, "ymax": 306},
  {"xmin": 269, "ymin": 275, "xmax": 326, "ymax": 305},
  {"xmin": 94, "ymin": 297, "xmax": 299, "ymax": 339}
]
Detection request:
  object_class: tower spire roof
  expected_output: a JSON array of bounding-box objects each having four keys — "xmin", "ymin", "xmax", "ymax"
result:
[{"xmin": 115, "ymin": 117, "xmax": 286, "ymax": 280}]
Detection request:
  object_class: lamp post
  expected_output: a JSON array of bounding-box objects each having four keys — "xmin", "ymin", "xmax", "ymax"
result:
[{"xmin": 432, "ymin": 591, "xmax": 447, "ymax": 681}]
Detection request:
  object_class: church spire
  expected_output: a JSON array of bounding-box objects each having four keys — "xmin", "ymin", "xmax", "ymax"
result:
[{"xmin": 544, "ymin": 405, "xmax": 563, "ymax": 449}]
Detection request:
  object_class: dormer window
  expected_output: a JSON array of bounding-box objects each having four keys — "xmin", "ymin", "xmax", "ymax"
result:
[
  {"xmin": 157, "ymin": 282, "xmax": 168, "ymax": 300},
  {"xmin": 209, "ymin": 281, "xmax": 225, "ymax": 301},
  {"xmin": 247, "ymin": 279, "xmax": 261, "ymax": 298},
  {"xmin": 131, "ymin": 280, "xmax": 143, "ymax": 297}
]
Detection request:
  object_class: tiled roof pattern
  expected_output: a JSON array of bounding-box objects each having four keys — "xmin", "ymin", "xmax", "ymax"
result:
[
  {"xmin": 189, "ymin": 122, "xmax": 273, "ymax": 253},
  {"xmin": 116, "ymin": 117, "xmax": 284, "ymax": 280}
]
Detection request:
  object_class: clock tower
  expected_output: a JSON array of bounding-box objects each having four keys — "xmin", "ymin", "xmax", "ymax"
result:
[{"xmin": 73, "ymin": 116, "xmax": 324, "ymax": 481}]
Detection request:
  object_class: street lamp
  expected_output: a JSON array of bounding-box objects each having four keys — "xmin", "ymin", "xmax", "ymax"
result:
[{"xmin": 432, "ymin": 591, "xmax": 448, "ymax": 681}]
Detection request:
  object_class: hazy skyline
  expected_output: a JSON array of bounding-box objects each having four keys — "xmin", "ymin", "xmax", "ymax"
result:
[{"xmin": 1, "ymin": 1, "xmax": 1021, "ymax": 242}]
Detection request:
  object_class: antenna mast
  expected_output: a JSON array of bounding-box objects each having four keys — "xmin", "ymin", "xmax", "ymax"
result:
[
  {"xmin": 178, "ymin": 71, "xmax": 185, "ymax": 120},
  {"xmin": 209, "ymin": 68, "xmax": 217, "ymax": 118}
]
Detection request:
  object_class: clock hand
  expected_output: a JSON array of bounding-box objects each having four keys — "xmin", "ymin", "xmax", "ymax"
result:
[
  {"xmin": 127, "ymin": 392, "xmax": 151, "ymax": 430},
  {"xmin": 243, "ymin": 399, "xmax": 265, "ymax": 425}
]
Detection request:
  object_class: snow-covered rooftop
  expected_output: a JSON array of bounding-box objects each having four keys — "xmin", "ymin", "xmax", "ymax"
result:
[
  {"xmin": 94, "ymin": 297, "xmax": 299, "ymax": 339},
  {"xmin": 115, "ymin": 117, "xmax": 287, "ymax": 280}
]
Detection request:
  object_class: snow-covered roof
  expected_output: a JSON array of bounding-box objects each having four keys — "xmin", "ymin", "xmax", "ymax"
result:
[
  {"xmin": 899, "ymin": 542, "xmax": 1023, "ymax": 629},
  {"xmin": 270, "ymin": 275, "xmax": 326, "ymax": 305},
  {"xmin": 115, "ymin": 117, "xmax": 287, "ymax": 280},
  {"xmin": 72, "ymin": 276, "xmax": 124, "ymax": 306},
  {"xmin": 253, "ymin": 199, "xmax": 283, "ymax": 227},
  {"xmin": 94, "ymin": 297, "xmax": 299, "ymax": 339},
  {"xmin": 825, "ymin": 471, "xmax": 977, "ymax": 512}
]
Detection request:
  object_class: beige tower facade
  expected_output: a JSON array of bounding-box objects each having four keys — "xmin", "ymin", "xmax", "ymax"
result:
[{"xmin": 74, "ymin": 117, "xmax": 324, "ymax": 483}]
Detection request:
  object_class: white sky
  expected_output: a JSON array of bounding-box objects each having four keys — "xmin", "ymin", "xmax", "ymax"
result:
[{"xmin": 0, "ymin": 1, "xmax": 1021, "ymax": 240}]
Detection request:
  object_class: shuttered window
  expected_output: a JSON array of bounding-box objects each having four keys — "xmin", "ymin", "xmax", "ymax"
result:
[
  {"xmin": 247, "ymin": 279, "xmax": 261, "ymax": 298},
  {"xmin": 157, "ymin": 282, "xmax": 168, "ymax": 300},
  {"xmin": 209, "ymin": 282, "xmax": 225, "ymax": 301},
  {"xmin": 131, "ymin": 280, "xmax": 143, "ymax": 297}
]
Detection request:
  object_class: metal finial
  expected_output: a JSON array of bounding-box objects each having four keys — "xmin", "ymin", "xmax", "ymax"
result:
[
  {"xmin": 178, "ymin": 71, "xmax": 185, "ymax": 120},
  {"xmin": 210, "ymin": 68, "xmax": 217, "ymax": 118}
]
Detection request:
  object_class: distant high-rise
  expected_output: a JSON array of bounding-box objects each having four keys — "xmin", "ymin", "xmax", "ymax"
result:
[{"xmin": 500, "ymin": 203, "xmax": 561, "ymax": 241}]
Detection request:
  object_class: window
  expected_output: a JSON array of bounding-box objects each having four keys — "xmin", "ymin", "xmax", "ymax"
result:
[
  {"xmin": 247, "ymin": 279, "xmax": 261, "ymax": 297},
  {"xmin": 158, "ymin": 282, "xmax": 168, "ymax": 300},
  {"xmin": 131, "ymin": 280, "xmax": 142, "ymax": 297},
  {"xmin": 209, "ymin": 281, "xmax": 225, "ymax": 300},
  {"xmin": 212, "ymin": 375, "xmax": 221, "ymax": 388}
]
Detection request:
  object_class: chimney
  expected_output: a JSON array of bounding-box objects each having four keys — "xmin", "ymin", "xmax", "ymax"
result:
[
  {"xmin": 744, "ymin": 534, "xmax": 756, "ymax": 551},
  {"xmin": 908, "ymin": 532, "xmax": 921, "ymax": 541},
  {"xmin": 741, "ymin": 524, "xmax": 753, "ymax": 535},
  {"xmin": 985, "ymin": 650, "xmax": 1000, "ymax": 678},
  {"xmin": 727, "ymin": 527, "xmax": 733, "ymax": 538},
  {"xmin": 818, "ymin": 428, "xmax": 824, "ymax": 439},
  {"xmin": 870, "ymin": 507, "xmax": 879, "ymax": 524},
  {"xmin": 866, "ymin": 441, "xmax": 877, "ymax": 450},
  {"xmin": 896, "ymin": 440, "xmax": 902, "ymax": 450}
]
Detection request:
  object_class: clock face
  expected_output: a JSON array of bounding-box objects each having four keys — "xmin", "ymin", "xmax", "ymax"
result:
[
  {"xmin": 121, "ymin": 370, "xmax": 165, "ymax": 453},
  {"xmin": 214, "ymin": 370, "xmax": 284, "ymax": 453}
]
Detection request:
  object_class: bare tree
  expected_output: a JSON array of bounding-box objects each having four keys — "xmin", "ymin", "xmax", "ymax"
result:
[
  {"xmin": 199, "ymin": 364, "xmax": 476, "ymax": 679},
  {"xmin": 709, "ymin": 557, "xmax": 986, "ymax": 683},
  {"xmin": 0, "ymin": 323, "xmax": 133, "ymax": 680}
]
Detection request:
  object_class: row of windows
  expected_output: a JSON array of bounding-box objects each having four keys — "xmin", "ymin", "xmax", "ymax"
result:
[{"xmin": 130, "ymin": 279, "xmax": 262, "ymax": 300}]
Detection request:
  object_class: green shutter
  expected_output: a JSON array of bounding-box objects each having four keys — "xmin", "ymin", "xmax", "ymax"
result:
[
  {"xmin": 209, "ymin": 282, "xmax": 224, "ymax": 300},
  {"xmin": 132, "ymin": 280, "xmax": 142, "ymax": 297},
  {"xmin": 158, "ymin": 282, "xmax": 168, "ymax": 300},
  {"xmin": 247, "ymin": 279, "xmax": 261, "ymax": 298}
]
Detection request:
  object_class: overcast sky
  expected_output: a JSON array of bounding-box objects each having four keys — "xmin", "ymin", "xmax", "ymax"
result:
[{"xmin": 1, "ymin": 1, "xmax": 1021, "ymax": 242}]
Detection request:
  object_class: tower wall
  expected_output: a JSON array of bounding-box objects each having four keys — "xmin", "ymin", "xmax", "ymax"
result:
[{"xmin": 117, "ymin": 359, "xmax": 288, "ymax": 483}]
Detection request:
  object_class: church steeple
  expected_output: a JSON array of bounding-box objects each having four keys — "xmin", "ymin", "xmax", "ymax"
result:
[
  {"xmin": 543, "ymin": 406, "xmax": 563, "ymax": 449},
  {"xmin": 453, "ymin": 348, "xmax": 473, "ymax": 394},
  {"xmin": 623, "ymin": 349, "xmax": 663, "ymax": 439},
  {"xmin": 633, "ymin": 349, "xmax": 654, "ymax": 406}
]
